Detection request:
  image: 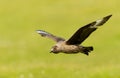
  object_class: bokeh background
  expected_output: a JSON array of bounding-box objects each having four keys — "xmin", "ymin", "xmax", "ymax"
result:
[{"xmin": 0, "ymin": 0, "xmax": 120, "ymax": 78}]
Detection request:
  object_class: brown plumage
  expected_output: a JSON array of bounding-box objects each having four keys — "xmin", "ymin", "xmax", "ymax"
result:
[{"xmin": 36, "ymin": 15, "xmax": 112, "ymax": 55}]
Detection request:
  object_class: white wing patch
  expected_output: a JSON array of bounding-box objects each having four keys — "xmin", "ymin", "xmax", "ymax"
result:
[
  {"xmin": 36, "ymin": 30, "xmax": 65, "ymax": 42},
  {"xmin": 90, "ymin": 19, "xmax": 103, "ymax": 28},
  {"xmin": 36, "ymin": 30, "xmax": 49, "ymax": 37},
  {"xmin": 90, "ymin": 14, "xmax": 112, "ymax": 28},
  {"xmin": 95, "ymin": 19, "xmax": 103, "ymax": 26}
]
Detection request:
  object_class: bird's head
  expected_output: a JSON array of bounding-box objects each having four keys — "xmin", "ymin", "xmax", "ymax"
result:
[{"xmin": 50, "ymin": 45, "xmax": 60, "ymax": 54}]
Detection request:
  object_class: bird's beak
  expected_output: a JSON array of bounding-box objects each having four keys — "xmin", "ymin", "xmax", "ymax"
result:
[
  {"xmin": 50, "ymin": 49, "xmax": 53, "ymax": 53},
  {"xmin": 50, "ymin": 51, "xmax": 53, "ymax": 53},
  {"xmin": 50, "ymin": 48, "xmax": 54, "ymax": 53}
]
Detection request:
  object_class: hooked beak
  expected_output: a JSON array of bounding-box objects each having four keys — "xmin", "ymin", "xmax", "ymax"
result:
[
  {"xmin": 50, "ymin": 51, "xmax": 53, "ymax": 53},
  {"xmin": 50, "ymin": 48, "xmax": 59, "ymax": 54},
  {"xmin": 50, "ymin": 49, "xmax": 59, "ymax": 54},
  {"xmin": 50, "ymin": 48, "xmax": 53, "ymax": 53}
]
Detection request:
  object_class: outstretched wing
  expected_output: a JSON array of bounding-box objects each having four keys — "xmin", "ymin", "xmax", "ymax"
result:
[
  {"xmin": 36, "ymin": 30, "xmax": 65, "ymax": 42},
  {"xmin": 66, "ymin": 15, "xmax": 112, "ymax": 45}
]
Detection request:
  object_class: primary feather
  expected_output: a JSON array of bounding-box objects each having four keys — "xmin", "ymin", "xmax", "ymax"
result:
[{"xmin": 66, "ymin": 15, "xmax": 112, "ymax": 45}]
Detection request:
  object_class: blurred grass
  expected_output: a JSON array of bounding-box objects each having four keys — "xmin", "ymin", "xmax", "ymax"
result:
[{"xmin": 0, "ymin": 0, "xmax": 120, "ymax": 78}]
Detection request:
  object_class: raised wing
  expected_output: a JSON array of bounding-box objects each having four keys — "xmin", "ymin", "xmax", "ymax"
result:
[
  {"xmin": 66, "ymin": 15, "xmax": 112, "ymax": 45},
  {"xmin": 36, "ymin": 30, "xmax": 65, "ymax": 42}
]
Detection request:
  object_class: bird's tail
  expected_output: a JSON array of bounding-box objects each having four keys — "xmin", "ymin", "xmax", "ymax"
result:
[{"xmin": 82, "ymin": 46, "xmax": 93, "ymax": 55}]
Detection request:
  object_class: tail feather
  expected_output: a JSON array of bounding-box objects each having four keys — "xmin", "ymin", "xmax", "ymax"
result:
[{"xmin": 82, "ymin": 46, "xmax": 93, "ymax": 55}]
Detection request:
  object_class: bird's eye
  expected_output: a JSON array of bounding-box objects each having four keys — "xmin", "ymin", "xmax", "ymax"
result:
[{"xmin": 53, "ymin": 46, "xmax": 57, "ymax": 50}]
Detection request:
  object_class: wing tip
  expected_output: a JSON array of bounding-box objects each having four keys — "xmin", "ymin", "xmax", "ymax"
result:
[
  {"xmin": 104, "ymin": 14, "xmax": 112, "ymax": 20},
  {"xmin": 93, "ymin": 14, "xmax": 112, "ymax": 27},
  {"xmin": 36, "ymin": 30, "xmax": 44, "ymax": 33},
  {"xmin": 36, "ymin": 30, "xmax": 48, "ymax": 37},
  {"xmin": 36, "ymin": 30, "xmax": 41, "ymax": 34},
  {"xmin": 102, "ymin": 14, "xmax": 112, "ymax": 24},
  {"xmin": 36, "ymin": 30, "xmax": 47, "ymax": 34}
]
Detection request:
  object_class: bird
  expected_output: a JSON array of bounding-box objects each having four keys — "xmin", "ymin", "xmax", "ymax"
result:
[{"xmin": 36, "ymin": 15, "xmax": 112, "ymax": 55}]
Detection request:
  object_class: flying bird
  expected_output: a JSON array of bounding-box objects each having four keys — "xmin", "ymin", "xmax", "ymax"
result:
[{"xmin": 36, "ymin": 15, "xmax": 112, "ymax": 55}]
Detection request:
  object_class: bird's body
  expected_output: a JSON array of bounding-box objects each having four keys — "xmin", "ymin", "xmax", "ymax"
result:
[
  {"xmin": 51, "ymin": 41, "xmax": 93, "ymax": 55},
  {"xmin": 51, "ymin": 41, "xmax": 82, "ymax": 53},
  {"xmin": 36, "ymin": 15, "xmax": 112, "ymax": 55}
]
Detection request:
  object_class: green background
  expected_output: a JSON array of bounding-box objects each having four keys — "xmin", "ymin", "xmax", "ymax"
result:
[{"xmin": 0, "ymin": 0, "xmax": 120, "ymax": 78}]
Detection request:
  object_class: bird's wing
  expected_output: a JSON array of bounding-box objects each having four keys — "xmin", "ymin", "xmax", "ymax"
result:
[
  {"xmin": 66, "ymin": 15, "xmax": 112, "ymax": 45},
  {"xmin": 36, "ymin": 30, "xmax": 65, "ymax": 42}
]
